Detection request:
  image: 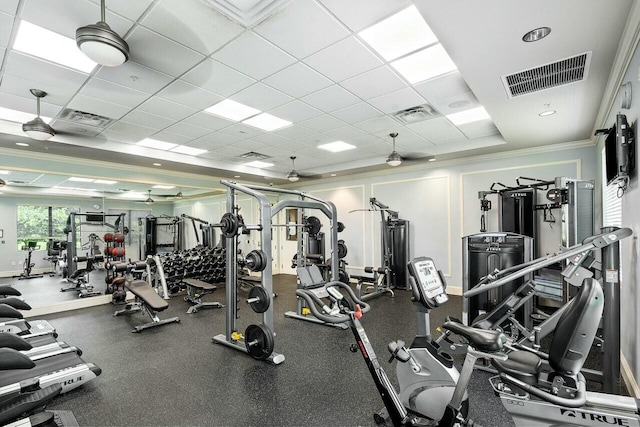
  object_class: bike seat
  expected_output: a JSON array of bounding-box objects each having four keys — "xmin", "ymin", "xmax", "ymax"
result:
[{"xmin": 441, "ymin": 321, "xmax": 506, "ymax": 352}]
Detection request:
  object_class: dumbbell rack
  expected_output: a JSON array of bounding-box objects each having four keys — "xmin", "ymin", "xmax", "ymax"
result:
[{"xmin": 212, "ymin": 180, "xmax": 340, "ymax": 365}]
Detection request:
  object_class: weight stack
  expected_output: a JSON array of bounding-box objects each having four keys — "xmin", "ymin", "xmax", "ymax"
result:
[{"xmin": 462, "ymin": 232, "xmax": 533, "ymax": 326}]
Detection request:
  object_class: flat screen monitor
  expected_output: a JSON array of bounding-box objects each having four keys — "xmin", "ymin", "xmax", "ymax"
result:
[{"xmin": 605, "ymin": 113, "xmax": 634, "ymax": 186}]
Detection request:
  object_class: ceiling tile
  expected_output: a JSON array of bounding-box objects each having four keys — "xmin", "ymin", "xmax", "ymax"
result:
[
  {"xmin": 354, "ymin": 116, "xmax": 402, "ymax": 134},
  {"xmin": 100, "ymin": 128, "xmax": 144, "ymax": 144},
  {"xmin": 269, "ymin": 101, "xmax": 323, "ymax": 123},
  {"xmin": 301, "ymin": 85, "xmax": 360, "ymax": 112},
  {"xmin": 263, "ymin": 63, "xmax": 333, "ymax": 98},
  {"xmin": 249, "ymin": 133, "xmax": 291, "ymax": 146},
  {"xmin": 299, "ymin": 115, "xmax": 347, "ymax": 132},
  {"xmin": 141, "ymin": 0, "xmax": 243, "ymax": 55},
  {"xmin": 331, "ymin": 102, "xmax": 381, "ymax": 124},
  {"xmin": 85, "ymin": 0, "xmax": 154, "ymax": 21},
  {"xmin": 191, "ymin": 131, "xmax": 243, "ymax": 147},
  {"xmin": 80, "ymin": 78, "xmax": 150, "ymax": 108},
  {"xmin": 319, "ymin": 0, "xmax": 411, "ymax": 32},
  {"xmin": 341, "ymin": 66, "xmax": 406, "ymax": 99},
  {"xmin": 211, "ymin": 32, "xmax": 296, "ymax": 80},
  {"xmin": 182, "ymin": 59, "xmax": 255, "ymax": 98},
  {"xmin": 0, "ymin": 91, "xmax": 62, "ymax": 118},
  {"xmin": 458, "ymin": 120, "xmax": 500, "ymax": 139},
  {"xmin": 231, "ymin": 83, "xmax": 293, "ymax": 112},
  {"xmin": 67, "ymin": 94, "xmax": 131, "ymax": 120},
  {"xmin": 273, "ymin": 124, "xmax": 317, "ymax": 140},
  {"xmin": 163, "ymin": 122, "xmax": 211, "ymax": 139},
  {"xmin": 95, "ymin": 61, "xmax": 174, "ymax": 94},
  {"xmin": 4, "ymin": 52, "xmax": 89, "ymax": 93},
  {"xmin": 138, "ymin": 96, "xmax": 197, "ymax": 121},
  {"xmin": 0, "ymin": 47, "xmax": 5, "ymax": 63},
  {"xmin": 407, "ymin": 117, "xmax": 466, "ymax": 145},
  {"xmin": 368, "ymin": 87, "xmax": 427, "ymax": 114},
  {"xmin": 107, "ymin": 121, "xmax": 158, "ymax": 140},
  {"xmin": 0, "ymin": 12, "xmax": 13, "ymax": 48},
  {"xmin": 413, "ymin": 72, "xmax": 471, "ymax": 102},
  {"xmin": 183, "ymin": 112, "xmax": 234, "ymax": 132},
  {"xmin": 0, "ymin": 0, "xmax": 18, "ymax": 15},
  {"xmin": 431, "ymin": 91, "xmax": 480, "ymax": 116},
  {"xmin": 120, "ymin": 110, "xmax": 176, "ymax": 129},
  {"xmin": 323, "ymin": 125, "xmax": 368, "ymax": 140},
  {"xmin": 254, "ymin": 0, "xmax": 349, "ymax": 59},
  {"xmin": 157, "ymin": 80, "xmax": 223, "ymax": 110},
  {"xmin": 149, "ymin": 130, "xmax": 192, "ymax": 145},
  {"xmin": 0, "ymin": 74, "xmax": 76, "ymax": 106},
  {"xmin": 220, "ymin": 123, "xmax": 264, "ymax": 140},
  {"xmin": 125, "ymin": 26, "xmax": 205, "ymax": 77},
  {"xmin": 21, "ymin": 0, "xmax": 134, "ymax": 39},
  {"xmin": 304, "ymin": 37, "xmax": 382, "ymax": 82}
]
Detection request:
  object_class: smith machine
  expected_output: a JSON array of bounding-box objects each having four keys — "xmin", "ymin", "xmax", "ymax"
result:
[{"xmin": 210, "ymin": 180, "xmax": 340, "ymax": 365}]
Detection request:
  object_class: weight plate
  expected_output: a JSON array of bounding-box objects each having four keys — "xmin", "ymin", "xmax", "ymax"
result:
[
  {"xmin": 248, "ymin": 286, "xmax": 270, "ymax": 313},
  {"xmin": 245, "ymin": 323, "xmax": 274, "ymax": 360},
  {"xmin": 337, "ymin": 240, "xmax": 348, "ymax": 259},
  {"xmin": 337, "ymin": 221, "xmax": 345, "ymax": 233},
  {"xmin": 338, "ymin": 268, "xmax": 350, "ymax": 285},
  {"xmin": 305, "ymin": 216, "xmax": 322, "ymax": 235},
  {"xmin": 220, "ymin": 213, "xmax": 239, "ymax": 238}
]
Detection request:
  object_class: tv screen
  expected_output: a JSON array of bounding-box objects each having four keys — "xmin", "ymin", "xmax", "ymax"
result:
[
  {"xmin": 85, "ymin": 212, "xmax": 105, "ymax": 223},
  {"xmin": 605, "ymin": 113, "xmax": 635, "ymax": 186}
]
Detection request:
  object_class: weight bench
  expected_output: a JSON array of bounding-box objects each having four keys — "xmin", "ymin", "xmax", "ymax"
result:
[
  {"xmin": 113, "ymin": 279, "xmax": 180, "ymax": 333},
  {"xmin": 182, "ymin": 279, "xmax": 224, "ymax": 314},
  {"xmin": 352, "ymin": 266, "xmax": 394, "ymax": 301}
]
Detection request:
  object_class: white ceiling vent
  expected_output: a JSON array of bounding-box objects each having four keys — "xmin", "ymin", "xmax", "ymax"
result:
[
  {"xmin": 502, "ymin": 52, "xmax": 591, "ymax": 98},
  {"xmin": 392, "ymin": 104, "xmax": 440, "ymax": 124},
  {"xmin": 201, "ymin": 0, "xmax": 292, "ymax": 27},
  {"xmin": 239, "ymin": 151, "xmax": 270, "ymax": 160},
  {"xmin": 57, "ymin": 108, "xmax": 115, "ymax": 128}
]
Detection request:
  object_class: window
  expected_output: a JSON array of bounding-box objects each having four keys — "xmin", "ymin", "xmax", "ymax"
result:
[
  {"xmin": 16, "ymin": 205, "xmax": 76, "ymax": 250},
  {"xmin": 601, "ymin": 148, "xmax": 622, "ymax": 227}
]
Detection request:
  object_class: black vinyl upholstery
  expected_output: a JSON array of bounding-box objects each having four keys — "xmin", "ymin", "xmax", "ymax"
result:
[
  {"xmin": 492, "ymin": 350, "xmax": 541, "ymax": 385},
  {"xmin": 127, "ymin": 280, "xmax": 169, "ymax": 312}
]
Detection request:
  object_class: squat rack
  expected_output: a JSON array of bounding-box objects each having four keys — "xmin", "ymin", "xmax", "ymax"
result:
[{"xmin": 212, "ymin": 180, "xmax": 339, "ymax": 365}]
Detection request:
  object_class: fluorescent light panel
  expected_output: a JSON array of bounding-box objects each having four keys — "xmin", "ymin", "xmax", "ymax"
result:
[
  {"xmin": 446, "ymin": 106, "xmax": 491, "ymax": 125},
  {"xmin": 391, "ymin": 44, "xmax": 457, "ymax": 84},
  {"xmin": 358, "ymin": 5, "xmax": 438, "ymax": 61},
  {"xmin": 317, "ymin": 141, "xmax": 356, "ymax": 153},
  {"xmin": 242, "ymin": 113, "xmax": 291, "ymax": 131},
  {"xmin": 0, "ymin": 170, "xmax": 10, "ymax": 175},
  {"xmin": 153, "ymin": 185, "xmax": 175, "ymax": 189},
  {"xmin": 94, "ymin": 179, "xmax": 117, "ymax": 185},
  {"xmin": 170, "ymin": 145, "xmax": 208, "ymax": 156},
  {"xmin": 13, "ymin": 20, "xmax": 96, "ymax": 73},
  {"xmin": 0, "ymin": 106, "xmax": 52, "ymax": 124},
  {"xmin": 244, "ymin": 160, "xmax": 274, "ymax": 168},
  {"xmin": 68, "ymin": 177, "xmax": 94, "ymax": 182},
  {"xmin": 137, "ymin": 138, "xmax": 178, "ymax": 151},
  {"xmin": 205, "ymin": 99, "xmax": 261, "ymax": 122}
]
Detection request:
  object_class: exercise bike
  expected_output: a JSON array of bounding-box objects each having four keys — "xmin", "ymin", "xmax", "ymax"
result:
[{"xmin": 296, "ymin": 257, "xmax": 507, "ymax": 426}]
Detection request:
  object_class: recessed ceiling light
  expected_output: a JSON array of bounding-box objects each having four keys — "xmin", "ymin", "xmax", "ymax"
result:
[
  {"xmin": 170, "ymin": 145, "xmax": 208, "ymax": 156},
  {"xmin": 243, "ymin": 113, "xmax": 292, "ymax": 131},
  {"xmin": 539, "ymin": 110, "xmax": 556, "ymax": 117},
  {"xmin": 68, "ymin": 177, "xmax": 94, "ymax": 182},
  {"xmin": 330, "ymin": 173, "xmax": 337, "ymax": 177},
  {"xmin": 358, "ymin": 5, "xmax": 438, "ymax": 61},
  {"xmin": 16, "ymin": 142, "xmax": 30, "ymax": 147},
  {"xmin": 94, "ymin": 179, "xmax": 117, "ymax": 184},
  {"xmin": 0, "ymin": 170, "xmax": 10, "ymax": 175},
  {"xmin": 153, "ymin": 163, "xmax": 162, "ymax": 167},
  {"xmin": 391, "ymin": 44, "xmax": 457, "ymax": 84},
  {"xmin": 522, "ymin": 27, "xmax": 551, "ymax": 43},
  {"xmin": 244, "ymin": 160, "xmax": 274, "ymax": 168},
  {"xmin": 446, "ymin": 106, "xmax": 491, "ymax": 125},
  {"xmin": 234, "ymin": 175, "xmax": 241, "ymax": 178},
  {"xmin": 137, "ymin": 138, "xmax": 178, "ymax": 151},
  {"xmin": 0, "ymin": 106, "xmax": 52, "ymax": 124},
  {"xmin": 153, "ymin": 185, "xmax": 175, "ymax": 189},
  {"xmin": 14, "ymin": 20, "xmax": 96, "ymax": 73},
  {"xmin": 205, "ymin": 99, "xmax": 261, "ymax": 122},
  {"xmin": 318, "ymin": 141, "xmax": 357, "ymax": 153},
  {"xmin": 428, "ymin": 157, "xmax": 437, "ymax": 162}
]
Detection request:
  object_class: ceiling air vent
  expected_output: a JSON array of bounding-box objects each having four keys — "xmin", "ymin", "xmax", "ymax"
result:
[
  {"xmin": 57, "ymin": 108, "xmax": 115, "ymax": 128},
  {"xmin": 502, "ymin": 51, "xmax": 591, "ymax": 98},
  {"xmin": 239, "ymin": 151, "xmax": 270, "ymax": 160},
  {"xmin": 392, "ymin": 104, "xmax": 440, "ymax": 124}
]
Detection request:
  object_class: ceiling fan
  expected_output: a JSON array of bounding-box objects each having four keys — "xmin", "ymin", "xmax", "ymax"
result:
[
  {"xmin": 385, "ymin": 132, "xmax": 436, "ymax": 166},
  {"xmin": 21, "ymin": 89, "xmax": 83, "ymax": 141}
]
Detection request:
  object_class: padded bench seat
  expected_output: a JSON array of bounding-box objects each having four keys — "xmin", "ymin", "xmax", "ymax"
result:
[
  {"xmin": 183, "ymin": 278, "xmax": 217, "ymax": 291},
  {"xmin": 126, "ymin": 280, "xmax": 169, "ymax": 312}
]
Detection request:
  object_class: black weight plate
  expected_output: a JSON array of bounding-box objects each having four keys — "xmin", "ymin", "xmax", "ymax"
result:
[
  {"xmin": 245, "ymin": 250, "xmax": 260, "ymax": 271},
  {"xmin": 220, "ymin": 213, "xmax": 239, "ymax": 238},
  {"xmin": 248, "ymin": 286, "xmax": 270, "ymax": 313},
  {"xmin": 245, "ymin": 323, "xmax": 274, "ymax": 360},
  {"xmin": 338, "ymin": 268, "xmax": 350, "ymax": 285},
  {"xmin": 256, "ymin": 249, "xmax": 268, "ymax": 272},
  {"xmin": 305, "ymin": 216, "xmax": 321, "ymax": 235},
  {"xmin": 337, "ymin": 240, "xmax": 348, "ymax": 259},
  {"xmin": 337, "ymin": 221, "xmax": 345, "ymax": 232}
]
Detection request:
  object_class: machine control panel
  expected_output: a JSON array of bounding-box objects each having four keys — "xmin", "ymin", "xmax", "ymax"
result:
[{"xmin": 407, "ymin": 256, "xmax": 448, "ymax": 309}]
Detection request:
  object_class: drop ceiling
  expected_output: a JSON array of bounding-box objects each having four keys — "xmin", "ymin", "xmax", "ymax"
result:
[{"xmin": 0, "ymin": 0, "xmax": 635, "ymax": 191}]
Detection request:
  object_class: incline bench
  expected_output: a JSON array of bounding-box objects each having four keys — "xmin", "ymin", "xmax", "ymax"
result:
[{"xmin": 182, "ymin": 279, "xmax": 224, "ymax": 314}]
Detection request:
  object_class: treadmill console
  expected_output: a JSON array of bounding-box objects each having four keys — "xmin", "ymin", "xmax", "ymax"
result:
[{"xmin": 407, "ymin": 257, "xmax": 448, "ymax": 309}]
